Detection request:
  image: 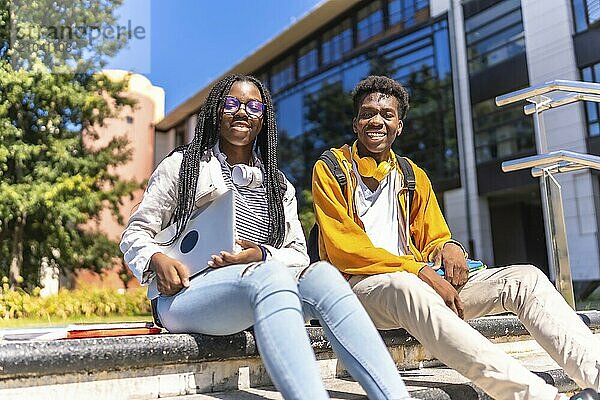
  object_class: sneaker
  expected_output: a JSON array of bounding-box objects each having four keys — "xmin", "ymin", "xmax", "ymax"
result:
[{"xmin": 570, "ymin": 389, "xmax": 600, "ymax": 400}]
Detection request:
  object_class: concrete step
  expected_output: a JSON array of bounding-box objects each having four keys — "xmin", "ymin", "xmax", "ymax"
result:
[{"xmin": 160, "ymin": 341, "xmax": 579, "ymax": 399}]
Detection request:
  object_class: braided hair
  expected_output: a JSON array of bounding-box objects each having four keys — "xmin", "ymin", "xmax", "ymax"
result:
[{"xmin": 164, "ymin": 74, "xmax": 286, "ymax": 248}]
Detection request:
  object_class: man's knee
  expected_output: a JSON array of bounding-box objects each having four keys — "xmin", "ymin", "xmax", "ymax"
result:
[
  {"xmin": 506, "ymin": 264, "xmax": 552, "ymax": 292},
  {"xmin": 499, "ymin": 265, "xmax": 556, "ymax": 313}
]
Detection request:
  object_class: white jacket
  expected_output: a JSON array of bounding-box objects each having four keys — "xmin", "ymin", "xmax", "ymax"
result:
[{"xmin": 120, "ymin": 147, "xmax": 310, "ymax": 289}]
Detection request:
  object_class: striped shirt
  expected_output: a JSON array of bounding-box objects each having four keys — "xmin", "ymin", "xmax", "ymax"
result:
[{"xmin": 219, "ymin": 159, "xmax": 270, "ymax": 245}]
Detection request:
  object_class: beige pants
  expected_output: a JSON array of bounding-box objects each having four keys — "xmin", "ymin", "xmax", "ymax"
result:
[{"xmin": 349, "ymin": 265, "xmax": 600, "ymax": 400}]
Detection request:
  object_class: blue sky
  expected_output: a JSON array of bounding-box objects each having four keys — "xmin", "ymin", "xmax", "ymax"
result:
[{"xmin": 107, "ymin": 0, "xmax": 323, "ymax": 113}]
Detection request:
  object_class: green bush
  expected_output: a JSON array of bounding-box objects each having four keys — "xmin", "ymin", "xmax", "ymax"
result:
[{"xmin": 0, "ymin": 277, "xmax": 150, "ymax": 320}]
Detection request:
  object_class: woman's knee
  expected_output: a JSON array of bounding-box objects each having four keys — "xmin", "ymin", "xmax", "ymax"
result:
[
  {"xmin": 296, "ymin": 261, "xmax": 356, "ymax": 305},
  {"xmin": 299, "ymin": 261, "xmax": 346, "ymax": 283},
  {"xmin": 241, "ymin": 261, "xmax": 299, "ymax": 297}
]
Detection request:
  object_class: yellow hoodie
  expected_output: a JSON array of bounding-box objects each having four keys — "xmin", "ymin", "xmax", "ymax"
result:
[{"xmin": 312, "ymin": 144, "xmax": 464, "ymax": 276}]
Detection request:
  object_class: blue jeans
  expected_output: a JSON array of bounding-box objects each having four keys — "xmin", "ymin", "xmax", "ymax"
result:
[{"xmin": 157, "ymin": 260, "xmax": 410, "ymax": 400}]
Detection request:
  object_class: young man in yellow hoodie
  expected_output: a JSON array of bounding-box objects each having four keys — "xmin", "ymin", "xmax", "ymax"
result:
[{"xmin": 311, "ymin": 75, "xmax": 599, "ymax": 400}]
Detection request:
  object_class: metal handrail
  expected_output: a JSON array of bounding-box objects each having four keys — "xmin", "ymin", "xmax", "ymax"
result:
[
  {"xmin": 501, "ymin": 150, "xmax": 600, "ymax": 174},
  {"xmin": 523, "ymin": 93, "xmax": 600, "ymax": 115},
  {"xmin": 495, "ymin": 80, "xmax": 600, "ymax": 106},
  {"xmin": 495, "ymin": 80, "xmax": 600, "ymax": 309}
]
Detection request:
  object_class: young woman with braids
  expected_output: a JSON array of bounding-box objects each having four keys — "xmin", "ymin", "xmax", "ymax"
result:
[{"xmin": 120, "ymin": 75, "xmax": 412, "ymax": 400}]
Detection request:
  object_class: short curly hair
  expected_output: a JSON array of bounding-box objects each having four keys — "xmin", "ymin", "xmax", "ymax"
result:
[{"xmin": 351, "ymin": 75, "xmax": 410, "ymax": 120}]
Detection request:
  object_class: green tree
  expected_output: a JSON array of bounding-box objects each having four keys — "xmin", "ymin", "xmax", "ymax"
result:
[{"xmin": 0, "ymin": 0, "xmax": 139, "ymax": 288}]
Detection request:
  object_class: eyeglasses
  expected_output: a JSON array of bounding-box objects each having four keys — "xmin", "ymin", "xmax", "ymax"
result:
[{"xmin": 223, "ymin": 96, "xmax": 264, "ymax": 118}]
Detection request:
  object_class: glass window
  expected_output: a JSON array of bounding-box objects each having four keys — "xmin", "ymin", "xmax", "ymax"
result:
[
  {"xmin": 472, "ymin": 98, "xmax": 535, "ymax": 163},
  {"xmin": 466, "ymin": 9, "xmax": 521, "ymax": 45},
  {"xmin": 389, "ymin": 0, "xmax": 430, "ymax": 28},
  {"xmin": 416, "ymin": 0, "xmax": 429, "ymax": 10},
  {"xmin": 573, "ymin": 0, "xmax": 589, "ymax": 32},
  {"xmin": 581, "ymin": 64, "xmax": 600, "ymax": 137},
  {"xmin": 357, "ymin": 2, "xmax": 384, "ymax": 44},
  {"xmin": 380, "ymin": 22, "xmax": 431, "ymax": 52},
  {"xmin": 389, "ymin": 0, "xmax": 403, "ymax": 26},
  {"xmin": 298, "ymin": 40, "xmax": 318, "ymax": 79},
  {"xmin": 342, "ymin": 58, "xmax": 370, "ymax": 90},
  {"xmin": 322, "ymin": 19, "xmax": 352, "ymax": 65},
  {"xmin": 392, "ymin": 44, "xmax": 435, "ymax": 80},
  {"xmin": 271, "ymin": 56, "xmax": 295, "ymax": 93},
  {"xmin": 465, "ymin": 0, "xmax": 520, "ymax": 32},
  {"xmin": 274, "ymin": 91, "xmax": 303, "ymax": 139},
  {"xmin": 572, "ymin": 0, "xmax": 600, "ymax": 33},
  {"xmin": 464, "ymin": 0, "xmax": 525, "ymax": 75},
  {"xmin": 469, "ymin": 38, "xmax": 525, "ymax": 74},
  {"xmin": 434, "ymin": 21, "xmax": 452, "ymax": 79},
  {"xmin": 589, "ymin": 0, "xmax": 600, "ymax": 26},
  {"xmin": 469, "ymin": 24, "xmax": 524, "ymax": 57},
  {"xmin": 385, "ymin": 37, "xmax": 432, "ymax": 61}
]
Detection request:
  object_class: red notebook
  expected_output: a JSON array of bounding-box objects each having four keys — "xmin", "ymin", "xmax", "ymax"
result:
[{"xmin": 62, "ymin": 322, "xmax": 161, "ymax": 339}]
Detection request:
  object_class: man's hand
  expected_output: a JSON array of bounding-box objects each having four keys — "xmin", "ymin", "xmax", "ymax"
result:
[
  {"xmin": 434, "ymin": 242, "xmax": 468, "ymax": 287},
  {"xmin": 150, "ymin": 252, "xmax": 190, "ymax": 296},
  {"xmin": 418, "ymin": 265, "xmax": 464, "ymax": 319},
  {"xmin": 209, "ymin": 239, "xmax": 263, "ymax": 268}
]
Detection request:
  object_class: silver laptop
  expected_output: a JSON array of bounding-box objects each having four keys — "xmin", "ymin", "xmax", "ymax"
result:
[{"xmin": 147, "ymin": 189, "xmax": 236, "ymax": 299}]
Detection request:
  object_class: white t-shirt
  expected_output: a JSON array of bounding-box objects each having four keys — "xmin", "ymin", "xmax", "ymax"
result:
[{"xmin": 352, "ymin": 161, "xmax": 407, "ymax": 256}]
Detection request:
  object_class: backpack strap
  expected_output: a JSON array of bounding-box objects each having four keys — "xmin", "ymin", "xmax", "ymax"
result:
[
  {"xmin": 308, "ymin": 150, "xmax": 347, "ymax": 264},
  {"xmin": 396, "ymin": 155, "xmax": 415, "ymax": 208},
  {"xmin": 320, "ymin": 150, "xmax": 347, "ymax": 191},
  {"xmin": 396, "ymin": 155, "xmax": 416, "ymax": 246}
]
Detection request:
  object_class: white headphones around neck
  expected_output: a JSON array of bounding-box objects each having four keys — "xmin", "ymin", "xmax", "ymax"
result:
[
  {"xmin": 231, "ymin": 164, "xmax": 263, "ymax": 188},
  {"xmin": 214, "ymin": 144, "xmax": 263, "ymax": 188}
]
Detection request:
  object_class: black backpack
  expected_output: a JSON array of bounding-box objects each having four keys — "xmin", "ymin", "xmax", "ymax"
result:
[{"xmin": 307, "ymin": 150, "xmax": 416, "ymax": 263}]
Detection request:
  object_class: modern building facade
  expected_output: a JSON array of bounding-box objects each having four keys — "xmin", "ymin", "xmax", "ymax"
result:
[{"xmin": 155, "ymin": 0, "xmax": 600, "ymax": 285}]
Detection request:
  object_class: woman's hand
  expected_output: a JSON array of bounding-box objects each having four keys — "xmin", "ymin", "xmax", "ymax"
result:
[
  {"xmin": 150, "ymin": 252, "xmax": 190, "ymax": 296},
  {"xmin": 418, "ymin": 265, "xmax": 464, "ymax": 319},
  {"xmin": 434, "ymin": 242, "xmax": 468, "ymax": 287},
  {"xmin": 209, "ymin": 239, "xmax": 264, "ymax": 268}
]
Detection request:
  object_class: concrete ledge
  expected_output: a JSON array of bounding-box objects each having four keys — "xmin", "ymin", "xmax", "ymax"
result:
[
  {"xmin": 0, "ymin": 332, "xmax": 258, "ymax": 379},
  {"xmin": 0, "ymin": 311, "xmax": 598, "ymax": 399}
]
